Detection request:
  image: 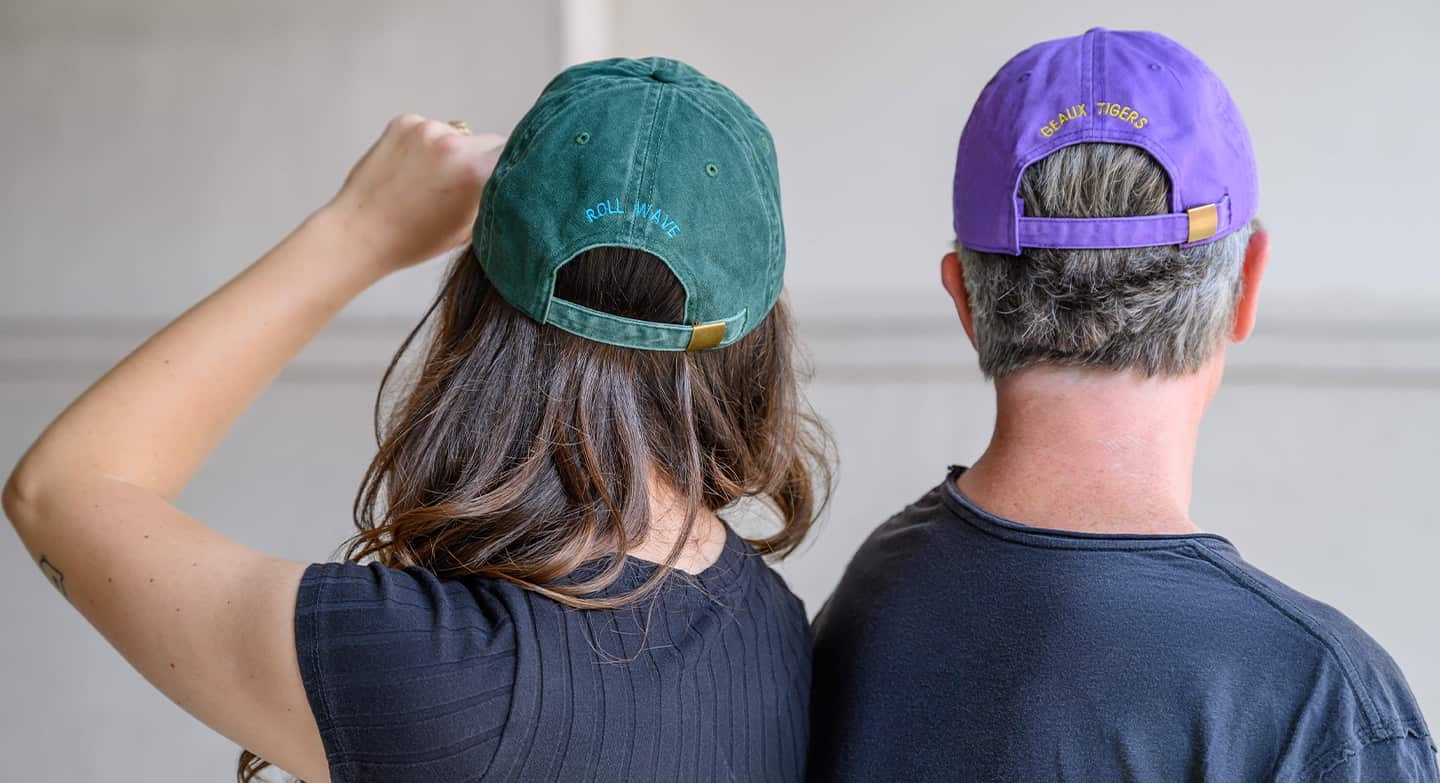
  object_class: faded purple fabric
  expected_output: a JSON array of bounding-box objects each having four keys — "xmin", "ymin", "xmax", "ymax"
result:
[{"xmin": 953, "ymin": 28, "xmax": 1258, "ymax": 254}]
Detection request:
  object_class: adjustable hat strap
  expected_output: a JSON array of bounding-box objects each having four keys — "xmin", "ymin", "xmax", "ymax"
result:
[
  {"xmin": 546, "ymin": 297, "xmax": 747, "ymax": 352},
  {"xmin": 1016, "ymin": 194, "xmax": 1230, "ymax": 249}
]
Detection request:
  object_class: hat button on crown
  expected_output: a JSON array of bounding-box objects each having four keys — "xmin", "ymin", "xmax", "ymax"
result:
[{"xmin": 649, "ymin": 60, "xmax": 681, "ymax": 83}]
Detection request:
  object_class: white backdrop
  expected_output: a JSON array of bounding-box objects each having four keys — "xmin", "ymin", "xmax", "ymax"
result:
[{"xmin": 2, "ymin": 1, "xmax": 1437, "ymax": 780}]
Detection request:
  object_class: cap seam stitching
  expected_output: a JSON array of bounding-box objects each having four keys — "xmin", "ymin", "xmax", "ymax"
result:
[{"xmin": 625, "ymin": 83, "xmax": 700, "ymax": 321}]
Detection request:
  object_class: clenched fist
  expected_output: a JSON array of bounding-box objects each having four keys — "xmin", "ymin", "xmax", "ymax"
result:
[{"xmin": 324, "ymin": 114, "xmax": 506, "ymax": 272}]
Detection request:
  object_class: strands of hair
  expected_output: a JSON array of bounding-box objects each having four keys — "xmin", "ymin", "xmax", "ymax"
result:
[
  {"xmin": 960, "ymin": 143, "xmax": 1254, "ymax": 378},
  {"xmin": 239, "ymin": 245, "xmax": 831, "ymax": 782}
]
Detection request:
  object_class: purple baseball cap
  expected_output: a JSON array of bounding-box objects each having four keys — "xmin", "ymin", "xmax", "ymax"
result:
[{"xmin": 953, "ymin": 28, "xmax": 1258, "ymax": 254}]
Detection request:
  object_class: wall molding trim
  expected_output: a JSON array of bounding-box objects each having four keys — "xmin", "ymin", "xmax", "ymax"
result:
[{"xmin": 1, "ymin": 295, "xmax": 1436, "ymax": 389}]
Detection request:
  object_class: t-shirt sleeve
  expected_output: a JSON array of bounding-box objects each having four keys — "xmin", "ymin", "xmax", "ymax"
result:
[
  {"xmin": 1317, "ymin": 733, "xmax": 1440, "ymax": 782},
  {"xmin": 294, "ymin": 561, "xmax": 518, "ymax": 783}
]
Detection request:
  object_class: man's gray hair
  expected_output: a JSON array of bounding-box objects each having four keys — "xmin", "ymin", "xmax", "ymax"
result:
[{"xmin": 959, "ymin": 143, "xmax": 1253, "ymax": 378}]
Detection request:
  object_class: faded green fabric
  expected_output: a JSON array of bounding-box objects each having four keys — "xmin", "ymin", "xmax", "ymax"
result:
[{"xmin": 472, "ymin": 57, "xmax": 785, "ymax": 351}]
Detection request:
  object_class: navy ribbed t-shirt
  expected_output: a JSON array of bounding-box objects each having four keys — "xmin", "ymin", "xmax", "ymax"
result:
[
  {"xmin": 295, "ymin": 524, "xmax": 810, "ymax": 782},
  {"xmin": 809, "ymin": 468, "xmax": 1438, "ymax": 782}
]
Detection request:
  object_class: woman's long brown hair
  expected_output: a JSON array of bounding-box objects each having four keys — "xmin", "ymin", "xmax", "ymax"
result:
[{"xmin": 239, "ymin": 245, "xmax": 832, "ymax": 781}]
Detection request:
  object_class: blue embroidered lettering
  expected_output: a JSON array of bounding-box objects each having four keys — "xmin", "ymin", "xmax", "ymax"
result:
[
  {"xmin": 629, "ymin": 200, "xmax": 681, "ymax": 238},
  {"xmin": 584, "ymin": 197, "xmax": 625, "ymax": 224}
]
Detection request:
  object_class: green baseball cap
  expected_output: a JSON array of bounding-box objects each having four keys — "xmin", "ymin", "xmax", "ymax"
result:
[{"xmin": 472, "ymin": 57, "xmax": 785, "ymax": 352}]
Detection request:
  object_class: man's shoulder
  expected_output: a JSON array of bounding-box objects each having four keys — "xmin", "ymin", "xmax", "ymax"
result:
[
  {"xmin": 810, "ymin": 477, "xmax": 968, "ymax": 644},
  {"xmin": 1173, "ymin": 542, "xmax": 1434, "ymax": 778},
  {"xmin": 831, "ymin": 479, "xmax": 958, "ymax": 584},
  {"xmin": 1200, "ymin": 544, "xmax": 1431, "ymax": 737}
]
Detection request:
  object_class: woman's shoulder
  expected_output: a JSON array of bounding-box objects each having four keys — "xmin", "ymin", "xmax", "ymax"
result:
[
  {"xmin": 301, "ymin": 561, "xmax": 520, "ymax": 641},
  {"xmin": 296, "ymin": 561, "xmax": 521, "ymax": 782}
]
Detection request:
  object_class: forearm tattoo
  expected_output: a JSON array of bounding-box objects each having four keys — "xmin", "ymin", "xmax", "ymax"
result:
[{"xmin": 37, "ymin": 554, "xmax": 67, "ymax": 600}]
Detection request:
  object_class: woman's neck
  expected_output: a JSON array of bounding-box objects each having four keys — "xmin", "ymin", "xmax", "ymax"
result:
[{"xmin": 629, "ymin": 477, "xmax": 728, "ymax": 574}]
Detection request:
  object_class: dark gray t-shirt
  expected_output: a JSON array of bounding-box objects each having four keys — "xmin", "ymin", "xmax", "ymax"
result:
[{"xmin": 809, "ymin": 467, "xmax": 1438, "ymax": 782}]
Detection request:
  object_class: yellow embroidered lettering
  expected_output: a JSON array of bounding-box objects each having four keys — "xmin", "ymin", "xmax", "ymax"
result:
[
  {"xmin": 1038, "ymin": 105, "xmax": 1089, "ymax": 138},
  {"xmin": 1092, "ymin": 100, "xmax": 1150, "ymax": 132}
]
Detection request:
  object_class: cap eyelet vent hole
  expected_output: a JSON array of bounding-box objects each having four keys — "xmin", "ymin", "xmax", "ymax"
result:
[
  {"xmin": 1019, "ymin": 72, "xmax": 1031, "ymax": 82},
  {"xmin": 705, "ymin": 162, "xmax": 719, "ymax": 177},
  {"xmin": 575, "ymin": 132, "xmax": 590, "ymax": 145},
  {"xmin": 1148, "ymin": 63, "xmax": 1161, "ymax": 71}
]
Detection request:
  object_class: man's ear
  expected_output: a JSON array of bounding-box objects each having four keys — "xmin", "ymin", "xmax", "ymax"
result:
[
  {"xmin": 940, "ymin": 251, "xmax": 978, "ymax": 349},
  {"xmin": 1232, "ymin": 229, "xmax": 1270, "ymax": 343}
]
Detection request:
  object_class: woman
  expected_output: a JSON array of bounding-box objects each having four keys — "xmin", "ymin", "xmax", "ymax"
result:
[{"xmin": 3, "ymin": 57, "xmax": 829, "ymax": 782}]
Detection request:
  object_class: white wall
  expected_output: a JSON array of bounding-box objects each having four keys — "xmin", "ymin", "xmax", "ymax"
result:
[
  {"xmin": 1, "ymin": 1, "xmax": 1437, "ymax": 780},
  {"xmin": 0, "ymin": 0, "xmax": 560, "ymax": 320}
]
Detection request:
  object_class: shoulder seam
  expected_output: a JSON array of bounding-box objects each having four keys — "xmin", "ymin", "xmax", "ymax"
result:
[
  {"xmin": 1187, "ymin": 541, "xmax": 1383, "ymax": 732},
  {"xmin": 1307, "ymin": 729, "xmax": 1437, "ymax": 780}
]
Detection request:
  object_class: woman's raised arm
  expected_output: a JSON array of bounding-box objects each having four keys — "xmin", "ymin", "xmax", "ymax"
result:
[{"xmin": 2, "ymin": 115, "xmax": 502, "ymax": 782}]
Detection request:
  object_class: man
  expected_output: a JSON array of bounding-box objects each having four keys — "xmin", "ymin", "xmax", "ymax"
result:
[{"xmin": 809, "ymin": 29, "xmax": 1437, "ymax": 782}]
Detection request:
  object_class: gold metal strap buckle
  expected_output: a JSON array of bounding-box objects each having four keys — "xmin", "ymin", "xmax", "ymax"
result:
[
  {"xmin": 685, "ymin": 321, "xmax": 726, "ymax": 351},
  {"xmin": 1186, "ymin": 203, "xmax": 1219, "ymax": 244}
]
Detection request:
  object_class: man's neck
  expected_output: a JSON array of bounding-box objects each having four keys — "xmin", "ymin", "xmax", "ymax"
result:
[{"xmin": 956, "ymin": 362, "xmax": 1222, "ymax": 535}]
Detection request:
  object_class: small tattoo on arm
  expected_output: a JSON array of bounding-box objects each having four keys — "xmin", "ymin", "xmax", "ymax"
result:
[{"xmin": 37, "ymin": 554, "xmax": 67, "ymax": 600}]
